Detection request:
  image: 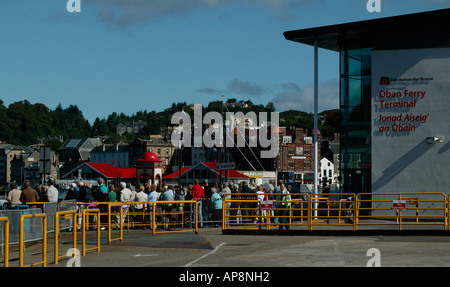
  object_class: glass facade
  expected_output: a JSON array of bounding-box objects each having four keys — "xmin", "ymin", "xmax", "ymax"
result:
[{"xmin": 340, "ymin": 48, "xmax": 372, "ymax": 198}]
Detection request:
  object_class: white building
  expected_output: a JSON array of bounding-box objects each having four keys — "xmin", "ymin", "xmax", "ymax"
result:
[{"xmin": 319, "ymin": 157, "xmax": 336, "ymax": 186}]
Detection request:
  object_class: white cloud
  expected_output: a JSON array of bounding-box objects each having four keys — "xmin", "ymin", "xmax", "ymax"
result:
[
  {"xmin": 271, "ymin": 79, "xmax": 339, "ymax": 112},
  {"xmin": 86, "ymin": 0, "xmax": 313, "ymax": 28},
  {"xmin": 226, "ymin": 78, "xmax": 268, "ymax": 99}
]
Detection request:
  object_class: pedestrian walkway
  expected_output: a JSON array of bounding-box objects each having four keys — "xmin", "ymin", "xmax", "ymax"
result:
[{"xmin": 5, "ymin": 222, "xmax": 450, "ymax": 267}]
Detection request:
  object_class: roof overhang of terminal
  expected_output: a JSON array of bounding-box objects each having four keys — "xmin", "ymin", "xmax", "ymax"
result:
[{"xmin": 283, "ymin": 8, "xmax": 450, "ymax": 52}]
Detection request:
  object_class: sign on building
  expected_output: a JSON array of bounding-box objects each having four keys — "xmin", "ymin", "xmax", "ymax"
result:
[{"xmin": 371, "ymin": 48, "xmax": 450, "ymax": 195}]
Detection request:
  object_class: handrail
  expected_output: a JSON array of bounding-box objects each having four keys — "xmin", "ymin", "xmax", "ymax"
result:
[
  {"xmin": 0, "ymin": 217, "xmax": 9, "ymax": 267},
  {"xmin": 19, "ymin": 213, "xmax": 47, "ymax": 267},
  {"xmin": 151, "ymin": 200, "xmax": 198, "ymax": 235},
  {"xmin": 108, "ymin": 202, "xmax": 123, "ymax": 245},
  {"xmin": 82, "ymin": 208, "xmax": 101, "ymax": 256},
  {"xmin": 54, "ymin": 210, "xmax": 77, "ymax": 264},
  {"xmin": 356, "ymin": 192, "xmax": 447, "ymax": 231}
]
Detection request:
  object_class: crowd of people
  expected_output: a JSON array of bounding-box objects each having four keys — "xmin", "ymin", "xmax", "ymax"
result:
[
  {"xmin": 4, "ymin": 177, "xmax": 299, "ymax": 231},
  {"xmin": 4, "ymin": 178, "xmax": 60, "ymax": 210}
]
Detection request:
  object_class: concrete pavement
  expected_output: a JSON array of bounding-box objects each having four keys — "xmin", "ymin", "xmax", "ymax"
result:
[{"xmin": 6, "ymin": 224, "xmax": 450, "ymax": 268}]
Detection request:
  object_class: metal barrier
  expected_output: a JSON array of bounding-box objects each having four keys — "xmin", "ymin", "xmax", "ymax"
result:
[
  {"xmin": 0, "ymin": 217, "xmax": 9, "ymax": 267},
  {"xmin": 108, "ymin": 202, "xmax": 123, "ymax": 245},
  {"xmin": 309, "ymin": 193, "xmax": 357, "ymax": 230},
  {"xmin": 223, "ymin": 193, "xmax": 312, "ymax": 231},
  {"xmin": 82, "ymin": 208, "xmax": 100, "ymax": 256},
  {"xmin": 78, "ymin": 200, "xmax": 199, "ymax": 237},
  {"xmin": 224, "ymin": 199, "xmax": 265, "ymax": 230},
  {"xmin": 355, "ymin": 192, "xmax": 448, "ymax": 231},
  {"xmin": 0, "ymin": 208, "xmax": 43, "ymax": 246},
  {"xmin": 54, "ymin": 210, "xmax": 77, "ymax": 265},
  {"xmin": 222, "ymin": 192, "xmax": 449, "ymax": 232},
  {"xmin": 19, "ymin": 213, "xmax": 47, "ymax": 267},
  {"xmin": 26, "ymin": 200, "xmax": 77, "ymax": 232},
  {"xmin": 151, "ymin": 200, "xmax": 198, "ymax": 236}
]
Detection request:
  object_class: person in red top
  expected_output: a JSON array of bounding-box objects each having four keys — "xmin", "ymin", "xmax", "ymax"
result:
[
  {"xmin": 192, "ymin": 179, "xmax": 205, "ymax": 227},
  {"xmin": 192, "ymin": 179, "xmax": 205, "ymax": 199}
]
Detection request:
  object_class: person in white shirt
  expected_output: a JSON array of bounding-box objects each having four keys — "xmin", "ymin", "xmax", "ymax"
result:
[
  {"xmin": 7, "ymin": 182, "xmax": 22, "ymax": 208},
  {"xmin": 116, "ymin": 182, "xmax": 133, "ymax": 225},
  {"xmin": 134, "ymin": 185, "xmax": 148, "ymax": 229},
  {"xmin": 46, "ymin": 178, "xmax": 59, "ymax": 203},
  {"xmin": 147, "ymin": 184, "xmax": 158, "ymax": 229}
]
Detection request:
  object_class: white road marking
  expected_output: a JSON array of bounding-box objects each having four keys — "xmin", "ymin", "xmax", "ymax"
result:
[
  {"xmin": 134, "ymin": 254, "xmax": 158, "ymax": 257},
  {"xmin": 185, "ymin": 242, "xmax": 227, "ymax": 267}
]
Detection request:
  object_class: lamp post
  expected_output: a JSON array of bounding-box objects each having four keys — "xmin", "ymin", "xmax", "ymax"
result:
[{"xmin": 313, "ymin": 39, "xmax": 319, "ymax": 218}]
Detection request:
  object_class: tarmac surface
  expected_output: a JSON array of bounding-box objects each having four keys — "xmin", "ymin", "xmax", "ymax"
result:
[{"xmin": 6, "ymin": 222, "xmax": 450, "ymax": 268}]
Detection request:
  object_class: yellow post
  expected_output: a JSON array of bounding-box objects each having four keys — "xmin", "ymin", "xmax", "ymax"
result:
[
  {"xmin": 288, "ymin": 201, "xmax": 292, "ymax": 227},
  {"xmin": 54, "ymin": 210, "xmax": 77, "ymax": 265},
  {"xmin": 152, "ymin": 201, "xmax": 156, "ymax": 237},
  {"xmin": 398, "ymin": 194, "xmax": 402, "ymax": 231},
  {"xmin": 194, "ymin": 201, "xmax": 198, "ymax": 234},
  {"xmin": 222, "ymin": 199, "xmax": 226, "ymax": 231},
  {"xmin": 308, "ymin": 196, "xmax": 312, "ymax": 231},
  {"xmin": 299, "ymin": 199, "xmax": 304, "ymax": 227},
  {"xmin": 108, "ymin": 203, "xmax": 123, "ymax": 245},
  {"xmin": 326, "ymin": 200, "xmax": 330, "ymax": 224},
  {"xmin": 338, "ymin": 199, "xmax": 343, "ymax": 225},
  {"xmin": 82, "ymin": 208, "xmax": 101, "ymax": 256},
  {"xmin": 19, "ymin": 214, "xmax": 47, "ymax": 267},
  {"xmin": 444, "ymin": 197, "xmax": 450, "ymax": 233},
  {"xmin": 0, "ymin": 217, "xmax": 9, "ymax": 267},
  {"xmin": 353, "ymin": 196, "xmax": 358, "ymax": 231}
]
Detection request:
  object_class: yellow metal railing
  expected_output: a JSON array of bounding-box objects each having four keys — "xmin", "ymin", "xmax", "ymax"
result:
[
  {"xmin": 222, "ymin": 192, "xmax": 449, "ymax": 232},
  {"xmin": 19, "ymin": 213, "xmax": 47, "ymax": 267},
  {"xmin": 54, "ymin": 210, "xmax": 77, "ymax": 265},
  {"xmin": 108, "ymin": 202, "xmax": 123, "ymax": 245},
  {"xmin": 309, "ymin": 194, "xmax": 357, "ymax": 231},
  {"xmin": 75, "ymin": 201, "xmax": 196, "ymax": 235},
  {"xmin": 223, "ymin": 193, "xmax": 314, "ymax": 231},
  {"xmin": 82, "ymin": 208, "xmax": 101, "ymax": 256},
  {"xmin": 356, "ymin": 192, "xmax": 448, "ymax": 231},
  {"xmin": 0, "ymin": 217, "xmax": 9, "ymax": 267},
  {"xmin": 151, "ymin": 201, "xmax": 198, "ymax": 236}
]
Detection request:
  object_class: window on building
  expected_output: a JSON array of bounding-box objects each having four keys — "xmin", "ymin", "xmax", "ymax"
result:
[
  {"xmin": 283, "ymin": 136, "xmax": 292, "ymax": 144},
  {"xmin": 304, "ymin": 160, "xmax": 310, "ymax": 169},
  {"xmin": 288, "ymin": 160, "xmax": 295, "ymax": 169}
]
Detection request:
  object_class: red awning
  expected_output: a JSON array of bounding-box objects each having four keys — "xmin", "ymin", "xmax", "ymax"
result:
[
  {"xmin": 86, "ymin": 162, "xmax": 136, "ymax": 179},
  {"xmin": 162, "ymin": 163, "xmax": 249, "ymax": 179},
  {"xmin": 200, "ymin": 162, "xmax": 249, "ymax": 179},
  {"xmin": 164, "ymin": 168, "xmax": 190, "ymax": 179}
]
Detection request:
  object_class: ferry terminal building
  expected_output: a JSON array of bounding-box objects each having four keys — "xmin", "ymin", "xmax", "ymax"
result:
[{"xmin": 284, "ymin": 9, "xmax": 450, "ymax": 215}]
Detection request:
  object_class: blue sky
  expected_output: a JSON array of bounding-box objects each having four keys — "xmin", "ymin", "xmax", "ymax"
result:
[{"xmin": 1, "ymin": 0, "xmax": 449, "ymax": 124}]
